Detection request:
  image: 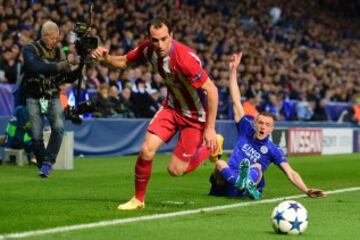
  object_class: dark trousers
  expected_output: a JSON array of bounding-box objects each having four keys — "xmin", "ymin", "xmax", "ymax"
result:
[{"xmin": 26, "ymin": 98, "xmax": 64, "ymax": 165}]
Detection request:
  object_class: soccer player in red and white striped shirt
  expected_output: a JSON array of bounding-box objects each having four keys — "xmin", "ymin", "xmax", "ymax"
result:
[{"xmin": 92, "ymin": 17, "xmax": 222, "ymax": 210}]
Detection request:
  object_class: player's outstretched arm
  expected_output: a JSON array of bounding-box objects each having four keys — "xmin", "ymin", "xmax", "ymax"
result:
[
  {"xmin": 280, "ymin": 162, "xmax": 326, "ymax": 198},
  {"xmin": 91, "ymin": 46, "xmax": 129, "ymax": 69},
  {"xmin": 229, "ymin": 53, "xmax": 245, "ymax": 123}
]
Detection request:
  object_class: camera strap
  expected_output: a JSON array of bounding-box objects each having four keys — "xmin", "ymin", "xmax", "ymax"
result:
[
  {"xmin": 29, "ymin": 42, "xmax": 63, "ymax": 98},
  {"xmin": 31, "ymin": 41, "xmax": 61, "ymax": 62}
]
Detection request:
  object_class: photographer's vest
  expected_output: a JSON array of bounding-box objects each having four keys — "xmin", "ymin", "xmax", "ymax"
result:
[{"xmin": 22, "ymin": 41, "xmax": 65, "ymax": 99}]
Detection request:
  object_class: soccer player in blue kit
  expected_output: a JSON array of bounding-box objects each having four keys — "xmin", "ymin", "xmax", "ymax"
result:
[{"xmin": 209, "ymin": 53, "xmax": 326, "ymax": 200}]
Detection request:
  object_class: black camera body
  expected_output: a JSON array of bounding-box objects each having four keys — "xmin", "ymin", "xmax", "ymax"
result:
[
  {"xmin": 73, "ymin": 22, "xmax": 98, "ymax": 61},
  {"xmin": 64, "ymin": 100, "xmax": 96, "ymax": 124}
]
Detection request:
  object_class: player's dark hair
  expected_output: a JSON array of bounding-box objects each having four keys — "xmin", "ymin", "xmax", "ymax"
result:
[
  {"xmin": 147, "ymin": 17, "xmax": 172, "ymax": 36},
  {"xmin": 259, "ymin": 111, "xmax": 277, "ymax": 122}
]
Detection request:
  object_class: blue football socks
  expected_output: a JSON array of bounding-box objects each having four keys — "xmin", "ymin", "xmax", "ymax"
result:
[
  {"xmin": 249, "ymin": 167, "xmax": 261, "ymax": 183},
  {"xmin": 235, "ymin": 159, "xmax": 250, "ymax": 190},
  {"xmin": 220, "ymin": 167, "xmax": 237, "ymax": 185}
]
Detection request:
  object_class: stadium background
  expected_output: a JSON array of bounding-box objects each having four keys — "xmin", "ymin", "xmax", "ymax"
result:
[
  {"xmin": 1, "ymin": 0, "xmax": 360, "ymax": 121},
  {"xmin": 1, "ymin": 0, "xmax": 360, "ymax": 155}
]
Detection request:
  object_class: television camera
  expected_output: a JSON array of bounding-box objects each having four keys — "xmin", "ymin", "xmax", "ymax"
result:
[{"xmin": 64, "ymin": 6, "xmax": 99, "ymax": 125}]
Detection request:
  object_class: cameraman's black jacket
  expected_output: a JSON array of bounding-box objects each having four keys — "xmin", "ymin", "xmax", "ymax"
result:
[{"xmin": 22, "ymin": 40, "xmax": 70, "ymax": 99}]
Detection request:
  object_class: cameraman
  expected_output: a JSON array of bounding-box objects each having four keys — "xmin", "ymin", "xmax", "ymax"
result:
[{"xmin": 22, "ymin": 21, "xmax": 77, "ymax": 177}]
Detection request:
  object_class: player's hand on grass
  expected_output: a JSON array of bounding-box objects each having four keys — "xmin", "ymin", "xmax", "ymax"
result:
[
  {"xmin": 204, "ymin": 128, "xmax": 217, "ymax": 153},
  {"xmin": 307, "ymin": 188, "xmax": 326, "ymax": 198}
]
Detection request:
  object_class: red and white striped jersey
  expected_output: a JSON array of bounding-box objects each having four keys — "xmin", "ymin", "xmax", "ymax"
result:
[{"xmin": 126, "ymin": 40, "xmax": 209, "ymax": 122}]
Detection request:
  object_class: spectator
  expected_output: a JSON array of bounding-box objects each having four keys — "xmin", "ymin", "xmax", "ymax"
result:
[
  {"xmin": 340, "ymin": 95, "xmax": 360, "ymax": 123},
  {"xmin": 242, "ymin": 91, "xmax": 261, "ymax": 118},
  {"xmin": 93, "ymin": 84, "xmax": 116, "ymax": 118},
  {"xmin": 217, "ymin": 78, "xmax": 230, "ymax": 119},
  {"xmin": 0, "ymin": 0, "xmax": 360, "ymax": 122},
  {"xmin": 59, "ymin": 84, "xmax": 72, "ymax": 109},
  {"xmin": 262, "ymin": 93, "xmax": 282, "ymax": 120},
  {"xmin": 84, "ymin": 67, "xmax": 100, "ymax": 90},
  {"xmin": 143, "ymin": 72, "xmax": 154, "ymax": 94},
  {"xmin": 159, "ymin": 84, "xmax": 167, "ymax": 102},
  {"xmin": 97, "ymin": 65, "xmax": 110, "ymax": 84},
  {"xmin": 148, "ymin": 88, "xmax": 161, "ymax": 111},
  {"xmin": 131, "ymin": 79, "xmax": 158, "ymax": 118},
  {"xmin": 296, "ymin": 92, "xmax": 314, "ymax": 120},
  {"xmin": 269, "ymin": 6, "xmax": 282, "ymax": 26},
  {"xmin": 108, "ymin": 70, "xmax": 123, "ymax": 91},
  {"xmin": 312, "ymin": 99, "xmax": 329, "ymax": 121},
  {"xmin": 0, "ymin": 46, "xmax": 21, "ymax": 84},
  {"xmin": 118, "ymin": 87, "xmax": 135, "ymax": 118},
  {"xmin": 108, "ymin": 85, "xmax": 121, "ymax": 113},
  {"xmin": 353, "ymin": 104, "xmax": 360, "ymax": 123},
  {"xmin": 151, "ymin": 73, "xmax": 163, "ymax": 90},
  {"xmin": 0, "ymin": 106, "xmax": 33, "ymax": 163}
]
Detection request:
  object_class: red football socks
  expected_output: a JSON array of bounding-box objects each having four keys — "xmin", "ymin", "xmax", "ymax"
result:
[
  {"xmin": 184, "ymin": 145, "xmax": 210, "ymax": 174},
  {"xmin": 134, "ymin": 156, "xmax": 153, "ymax": 202}
]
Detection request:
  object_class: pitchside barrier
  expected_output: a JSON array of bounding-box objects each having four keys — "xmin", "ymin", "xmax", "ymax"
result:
[
  {"xmin": 0, "ymin": 124, "xmax": 74, "ymax": 168},
  {"xmin": 0, "ymin": 117, "xmax": 360, "ymax": 158}
]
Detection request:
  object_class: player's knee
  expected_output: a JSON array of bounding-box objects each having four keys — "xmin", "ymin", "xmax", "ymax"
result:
[
  {"xmin": 215, "ymin": 160, "xmax": 228, "ymax": 171},
  {"xmin": 140, "ymin": 143, "xmax": 156, "ymax": 159}
]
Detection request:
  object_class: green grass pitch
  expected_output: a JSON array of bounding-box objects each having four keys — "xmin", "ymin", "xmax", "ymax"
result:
[{"xmin": 0, "ymin": 153, "xmax": 359, "ymax": 239}]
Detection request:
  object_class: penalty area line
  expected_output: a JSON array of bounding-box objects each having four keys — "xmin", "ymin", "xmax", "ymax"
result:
[{"xmin": 1, "ymin": 186, "xmax": 359, "ymax": 239}]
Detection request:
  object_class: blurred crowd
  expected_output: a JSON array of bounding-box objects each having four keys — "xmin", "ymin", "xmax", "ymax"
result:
[{"xmin": 1, "ymin": 0, "xmax": 360, "ymax": 122}]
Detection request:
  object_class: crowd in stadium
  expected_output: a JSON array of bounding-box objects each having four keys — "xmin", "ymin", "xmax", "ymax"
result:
[{"xmin": 1, "ymin": 0, "xmax": 360, "ymax": 122}]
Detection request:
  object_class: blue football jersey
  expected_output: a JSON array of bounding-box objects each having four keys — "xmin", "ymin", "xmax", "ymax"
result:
[{"xmin": 228, "ymin": 116, "xmax": 287, "ymax": 175}]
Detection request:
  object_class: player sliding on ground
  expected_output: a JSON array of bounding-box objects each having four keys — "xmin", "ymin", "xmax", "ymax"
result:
[
  {"xmin": 92, "ymin": 17, "xmax": 222, "ymax": 210},
  {"xmin": 209, "ymin": 52, "xmax": 326, "ymax": 200}
]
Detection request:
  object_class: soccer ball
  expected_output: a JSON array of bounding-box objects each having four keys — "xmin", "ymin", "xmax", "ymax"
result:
[{"xmin": 271, "ymin": 200, "xmax": 308, "ymax": 235}]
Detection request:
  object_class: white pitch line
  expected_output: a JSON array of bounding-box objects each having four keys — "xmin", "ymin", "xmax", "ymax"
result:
[{"xmin": 1, "ymin": 187, "xmax": 359, "ymax": 240}]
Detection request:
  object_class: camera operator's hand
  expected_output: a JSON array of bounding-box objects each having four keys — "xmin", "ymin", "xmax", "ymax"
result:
[
  {"xmin": 56, "ymin": 61, "xmax": 71, "ymax": 72},
  {"xmin": 67, "ymin": 53, "xmax": 80, "ymax": 68},
  {"xmin": 91, "ymin": 47, "xmax": 109, "ymax": 63}
]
